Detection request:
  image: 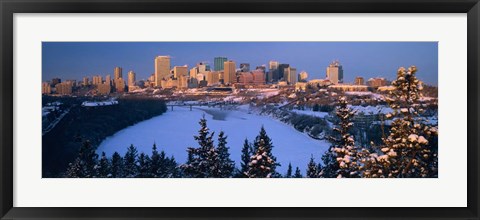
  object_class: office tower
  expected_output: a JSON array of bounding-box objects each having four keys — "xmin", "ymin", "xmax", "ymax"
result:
[
  {"xmin": 269, "ymin": 61, "xmax": 279, "ymax": 82},
  {"xmin": 206, "ymin": 71, "xmax": 221, "ymax": 86},
  {"xmin": 55, "ymin": 82, "xmax": 73, "ymax": 95},
  {"xmin": 97, "ymin": 83, "xmax": 111, "ymax": 95},
  {"xmin": 154, "ymin": 56, "xmax": 171, "ymax": 86},
  {"xmin": 178, "ymin": 75, "xmax": 188, "ymax": 89},
  {"xmin": 92, "ymin": 75, "xmax": 103, "ymax": 85},
  {"xmin": 190, "ymin": 67, "xmax": 199, "ymax": 78},
  {"xmin": 105, "ymin": 74, "xmax": 111, "ymax": 85},
  {"xmin": 298, "ymin": 71, "xmax": 308, "ymax": 82},
  {"xmin": 42, "ymin": 82, "xmax": 51, "ymax": 94},
  {"xmin": 196, "ymin": 73, "xmax": 205, "ymax": 82},
  {"xmin": 278, "ymin": 64, "xmax": 290, "ymax": 81},
  {"xmin": 326, "ymin": 61, "xmax": 343, "ymax": 84},
  {"xmin": 114, "ymin": 67, "xmax": 123, "ymax": 80},
  {"xmin": 197, "ymin": 62, "xmax": 209, "ymax": 73},
  {"xmin": 223, "ymin": 60, "xmax": 236, "ymax": 85},
  {"xmin": 128, "ymin": 71, "xmax": 136, "ymax": 87},
  {"xmin": 367, "ymin": 77, "xmax": 387, "ymax": 88},
  {"xmin": 355, "ymin": 77, "xmax": 365, "ymax": 85},
  {"xmin": 214, "ymin": 57, "xmax": 228, "ymax": 71},
  {"xmin": 148, "ymin": 74, "xmax": 155, "ymax": 82},
  {"xmin": 115, "ymin": 78, "xmax": 126, "ymax": 92},
  {"xmin": 240, "ymin": 63, "xmax": 250, "ymax": 72},
  {"xmin": 83, "ymin": 77, "xmax": 89, "ymax": 86},
  {"xmin": 285, "ymin": 67, "xmax": 297, "ymax": 85},
  {"xmin": 173, "ymin": 66, "xmax": 188, "ymax": 79},
  {"xmin": 255, "ymin": 65, "xmax": 266, "ymax": 73},
  {"xmin": 51, "ymin": 78, "xmax": 61, "ymax": 86}
]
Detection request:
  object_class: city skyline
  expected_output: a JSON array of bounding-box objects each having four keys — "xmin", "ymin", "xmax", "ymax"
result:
[{"xmin": 42, "ymin": 42, "xmax": 438, "ymax": 85}]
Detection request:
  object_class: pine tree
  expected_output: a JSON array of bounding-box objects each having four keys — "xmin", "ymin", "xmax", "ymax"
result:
[
  {"xmin": 65, "ymin": 158, "xmax": 82, "ymax": 178},
  {"xmin": 320, "ymin": 148, "xmax": 338, "ymax": 178},
  {"xmin": 363, "ymin": 66, "xmax": 438, "ymax": 178},
  {"xmin": 166, "ymin": 156, "xmax": 180, "ymax": 178},
  {"xmin": 306, "ymin": 155, "xmax": 320, "ymax": 178},
  {"xmin": 137, "ymin": 152, "xmax": 151, "ymax": 177},
  {"xmin": 215, "ymin": 131, "xmax": 235, "ymax": 178},
  {"xmin": 182, "ymin": 116, "xmax": 219, "ymax": 178},
  {"xmin": 237, "ymin": 138, "xmax": 253, "ymax": 177},
  {"xmin": 325, "ymin": 97, "xmax": 361, "ymax": 178},
  {"xmin": 150, "ymin": 143, "xmax": 160, "ymax": 176},
  {"xmin": 98, "ymin": 152, "xmax": 111, "ymax": 178},
  {"xmin": 110, "ymin": 152, "xmax": 124, "ymax": 178},
  {"xmin": 246, "ymin": 139, "xmax": 275, "ymax": 178},
  {"xmin": 294, "ymin": 167, "xmax": 303, "ymax": 178},
  {"xmin": 252, "ymin": 126, "xmax": 280, "ymax": 176},
  {"xmin": 246, "ymin": 128, "xmax": 279, "ymax": 178},
  {"xmin": 157, "ymin": 150, "xmax": 169, "ymax": 177},
  {"xmin": 65, "ymin": 140, "xmax": 99, "ymax": 178},
  {"xmin": 285, "ymin": 163, "xmax": 293, "ymax": 178},
  {"xmin": 123, "ymin": 144, "xmax": 139, "ymax": 177}
]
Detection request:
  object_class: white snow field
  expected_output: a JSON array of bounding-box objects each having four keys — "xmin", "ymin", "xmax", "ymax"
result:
[{"xmin": 97, "ymin": 106, "xmax": 330, "ymax": 174}]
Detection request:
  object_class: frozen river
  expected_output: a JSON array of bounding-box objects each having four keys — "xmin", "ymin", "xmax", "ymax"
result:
[{"xmin": 97, "ymin": 106, "xmax": 330, "ymax": 174}]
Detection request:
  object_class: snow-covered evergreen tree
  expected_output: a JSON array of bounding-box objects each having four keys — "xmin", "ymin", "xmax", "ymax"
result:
[
  {"xmin": 306, "ymin": 155, "xmax": 321, "ymax": 178},
  {"xmin": 237, "ymin": 138, "xmax": 253, "ymax": 177},
  {"xmin": 293, "ymin": 167, "xmax": 303, "ymax": 178},
  {"xmin": 285, "ymin": 163, "xmax": 293, "ymax": 178},
  {"xmin": 324, "ymin": 97, "xmax": 361, "ymax": 178},
  {"xmin": 182, "ymin": 116, "xmax": 220, "ymax": 178},
  {"xmin": 363, "ymin": 66, "xmax": 438, "ymax": 178},
  {"xmin": 245, "ymin": 128, "xmax": 278, "ymax": 178},
  {"xmin": 320, "ymin": 148, "xmax": 338, "ymax": 178},
  {"xmin": 150, "ymin": 143, "xmax": 163, "ymax": 177},
  {"xmin": 252, "ymin": 126, "xmax": 280, "ymax": 177},
  {"xmin": 65, "ymin": 140, "xmax": 99, "ymax": 178},
  {"xmin": 65, "ymin": 158, "xmax": 83, "ymax": 178},
  {"xmin": 98, "ymin": 152, "xmax": 110, "ymax": 178},
  {"xmin": 137, "ymin": 152, "xmax": 151, "ymax": 177},
  {"xmin": 123, "ymin": 144, "xmax": 139, "ymax": 177},
  {"xmin": 215, "ymin": 131, "xmax": 235, "ymax": 177},
  {"xmin": 110, "ymin": 151, "xmax": 124, "ymax": 178}
]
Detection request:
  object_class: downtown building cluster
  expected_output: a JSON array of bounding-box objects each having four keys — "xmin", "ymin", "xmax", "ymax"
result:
[{"xmin": 42, "ymin": 55, "xmax": 390, "ymax": 96}]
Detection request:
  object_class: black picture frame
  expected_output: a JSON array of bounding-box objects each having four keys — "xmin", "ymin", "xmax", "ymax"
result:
[{"xmin": 1, "ymin": 0, "xmax": 479, "ymax": 219}]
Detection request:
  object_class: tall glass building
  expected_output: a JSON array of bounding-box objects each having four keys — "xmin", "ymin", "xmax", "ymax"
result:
[{"xmin": 214, "ymin": 57, "xmax": 228, "ymax": 71}]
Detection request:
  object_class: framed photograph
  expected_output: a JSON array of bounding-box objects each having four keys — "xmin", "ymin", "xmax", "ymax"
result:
[{"xmin": 1, "ymin": 0, "xmax": 479, "ymax": 219}]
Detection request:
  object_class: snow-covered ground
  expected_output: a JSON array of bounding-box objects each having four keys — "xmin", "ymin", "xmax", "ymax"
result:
[
  {"xmin": 291, "ymin": 109, "xmax": 329, "ymax": 118},
  {"xmin": 97, "ymin": 106, "xmax": 330, "ymax": 174},
  {"xmin": 82, "ymin": 100, "xmax": 118, "ymax": 107},
  {"xmin": 348, "ymin": 105, "xmax": 393, "ymax": 115}
]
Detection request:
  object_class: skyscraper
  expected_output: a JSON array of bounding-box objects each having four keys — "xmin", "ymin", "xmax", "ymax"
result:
[
  {"xmin": 190, "ymin": 67, "xmax": 199, "ymax": 78},
  {"xmin": 105, "ymin": 74, "xmax": 111, "ymax": 86},
  {"xmin": 240, "ymin": 63, "xmax": 250, "ymax": 72},
  {"xmin": 269, "ymin": 61, "xmax": 279, "ymax": 82},
  {"xmin": 92, "ymin": 75, "xmax": 103, "ymax": 85},
  {"xmin": 285, "ymin": 67, "xmax": 297, "ymax": 85},
  {"xmin": 197, "ymin": 62, "xmax": 209, "ymax": 73},
  {"xmin": 214, "ymin": 57, "xmax": 228, "ymax": 71},
  {"xmin": 173, "ymin": 66, "xmax": 188, "ymax": 79},
  {"xmin": 83, "ymin": 77, "xmax": 89, "ymax": 86},
  {"xmin": 298, "ymin": 71, "xmax": 308, "ymax": 82},
  {"xmin": 326, "ymin": 61, "xmax": 343, "ymax": 84},
  {"xmin": 278, "ymin": 64, "xmax": 290, "ymax": 81},
  {"xmin": 223, "ymin": 60, "xmax": 236, "ymax": 85},
  {"xmin": 114, "ymin": 67, "xmax": 123, "ymax": 80},
  {"xmin": 355, "ymin": 77, "xmax": 365, "ymax": 85},
  {"xmin": 155, "ymin": 56, "xmax": 171, "ymax": 87},
  {"xmin": 128, "ymin": 71, "xmax": 136, "ymax": 87}
]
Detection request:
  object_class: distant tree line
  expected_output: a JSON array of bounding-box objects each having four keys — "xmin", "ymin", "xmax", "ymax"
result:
[{"xmin": 43, "ymin": 98, "xmax": 168, "ymax": 177}]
